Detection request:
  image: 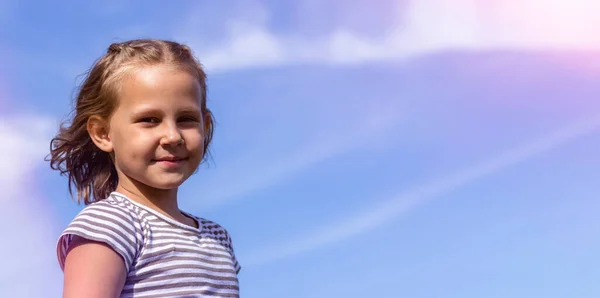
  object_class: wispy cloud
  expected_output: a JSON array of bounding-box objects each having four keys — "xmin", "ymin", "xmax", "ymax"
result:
[
  {"xmin": 194, "ymin": 98, "xmax": 402, "ymax": 207},
  {"xmin": 0, "ymin": 114, "xmax": 63, "ymax": 297},
  {"xmin": 179, "ymin": 0, "xmax": 600, "ymax": 72},
  {"xmin": 244, "ymin": 114, "xmax": 600, "ymax": 266}
]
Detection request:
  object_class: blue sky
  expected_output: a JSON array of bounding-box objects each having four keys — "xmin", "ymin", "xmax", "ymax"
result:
[{"xmin": 1, "ymin": 1, "xmax": 600, "ymax": 297}]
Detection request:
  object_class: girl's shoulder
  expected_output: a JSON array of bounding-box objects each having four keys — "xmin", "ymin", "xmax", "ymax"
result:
[
  {"xmin": 184, "ymin": 215, "xmax": 242, "ymax": 274},
  {"xmin": 57, "ymin": 194, "xmax": 145, "ymax": 273},
  {"xmin": 196, "ymin": 217, "xmax": 234, "ymax": 243},
  {"xmin": 64, "ymin": 193, "xmax": 146, "ymax": 235},
  {"xmin": 81, "ymin": 193, "xmax": 143, "ymax": 219}
]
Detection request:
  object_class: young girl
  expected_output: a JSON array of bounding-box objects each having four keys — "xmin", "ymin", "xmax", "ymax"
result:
[{"xmin": 49, "ymin": 39, "xmax": 241, "ymax": 298}]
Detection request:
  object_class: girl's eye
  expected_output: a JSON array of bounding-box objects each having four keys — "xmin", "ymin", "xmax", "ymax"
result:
[{"xmin": 139, "ymin": 117, "xmax": 159, "ymax": 123}]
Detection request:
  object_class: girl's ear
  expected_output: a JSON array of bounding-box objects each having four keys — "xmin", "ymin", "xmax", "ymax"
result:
[
  {"xmin": 87, "ymin": 116, "xmax": 113, "ymax": 153},
  {"xmin": 203, "ymin": 111, "xmax": 213, "ymax": 134}
]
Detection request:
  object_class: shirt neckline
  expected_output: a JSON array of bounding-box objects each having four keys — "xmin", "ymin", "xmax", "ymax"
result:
[{"xmin": 110, "ymin": 191, "xmax": 203, "ymax": 234}]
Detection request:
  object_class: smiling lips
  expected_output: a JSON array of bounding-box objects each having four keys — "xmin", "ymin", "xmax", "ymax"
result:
[{"xmin": 153, "ymin": 156, "xmax": 188, "ymax": 166}]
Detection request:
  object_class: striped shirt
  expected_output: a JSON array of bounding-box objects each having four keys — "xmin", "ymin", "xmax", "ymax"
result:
[{"xmin": 57, "ymin": 192, "xmax": 241, "ymax": 298}]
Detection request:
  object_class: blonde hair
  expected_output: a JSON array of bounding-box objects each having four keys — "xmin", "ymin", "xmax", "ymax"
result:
[{"xmin": 48, "ymin": 39, "xmax": 214, "ymax": 205}]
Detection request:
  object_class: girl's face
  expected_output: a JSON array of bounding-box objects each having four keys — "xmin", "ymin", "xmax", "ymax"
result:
[{"xmin": 105, "ymin": 65, "xmax": 206, "ymax": 191}]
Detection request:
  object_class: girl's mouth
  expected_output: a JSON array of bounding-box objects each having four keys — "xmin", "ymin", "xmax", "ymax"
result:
[{"xmin": 153, "ymin": 156, "xmax": 188, "ymax": 166}]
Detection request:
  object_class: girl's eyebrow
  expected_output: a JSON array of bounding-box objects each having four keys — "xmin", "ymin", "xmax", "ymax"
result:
[
  {"xmin": 129, "ymin": 106, "xmax": 201, "ymax": 117},
  {"xmin": 178, "ymin": 108, "xmax": 201, "ymax": 115},
  {"xmin": 129, "ymin": 107, "xmax": 163, "ymax": 118}
]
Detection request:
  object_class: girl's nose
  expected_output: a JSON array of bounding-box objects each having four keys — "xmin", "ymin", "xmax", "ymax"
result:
[{"xmin": 160, "ymin": 124, "xmax": 184, "ymax": 146}]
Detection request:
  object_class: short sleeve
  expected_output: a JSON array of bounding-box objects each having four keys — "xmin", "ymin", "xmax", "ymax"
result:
[
  {"xmin": 57, "ymin": 202, "xmax": 140, "ymax": 273},
  {"xmin": 227, "ymin": 232, "xmax": 241, "ymax": 274}
]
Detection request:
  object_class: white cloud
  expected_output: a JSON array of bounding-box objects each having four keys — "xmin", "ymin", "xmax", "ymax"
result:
[
  {"xmin": 182, "ymin": 0, "xmax": 600, "ymax": 72},
  {"xmin": 0, "ymin": 116, "xmax": 57, "ymax": 195},
  {"xmin": 244, "ymin": 114, "xmax": 600, "ymax": 266},
  {"xmin": 0, "ymin": 115, "xmax": 63, "ymax": 297},
  {"xmin": 198, "ymin": 23, "xmax": 287, "ymax": 71}
]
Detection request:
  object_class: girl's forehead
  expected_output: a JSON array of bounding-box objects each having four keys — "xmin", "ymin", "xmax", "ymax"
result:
[
  {"xmin": 125, "ymin": 65, "xmax": 197, "ymax": 86},
  {"xmin": 117, "ymin": 67, "xmax": 202, "ymax": 103}
]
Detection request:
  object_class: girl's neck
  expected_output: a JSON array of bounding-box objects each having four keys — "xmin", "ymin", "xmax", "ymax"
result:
[{"xmin": 114, "ymin": 178, "xmax": 196, "ymax": 228}]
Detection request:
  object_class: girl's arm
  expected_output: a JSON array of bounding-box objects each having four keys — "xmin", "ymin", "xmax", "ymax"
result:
[{"xmin": 62, "ymin": 236, "xmax": 127, "ymax": 298}]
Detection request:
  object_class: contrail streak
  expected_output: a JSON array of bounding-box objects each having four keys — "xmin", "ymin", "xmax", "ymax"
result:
[{"xmin": 245, "ymin": 114, "xmax": 600, "ymax": 267}]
